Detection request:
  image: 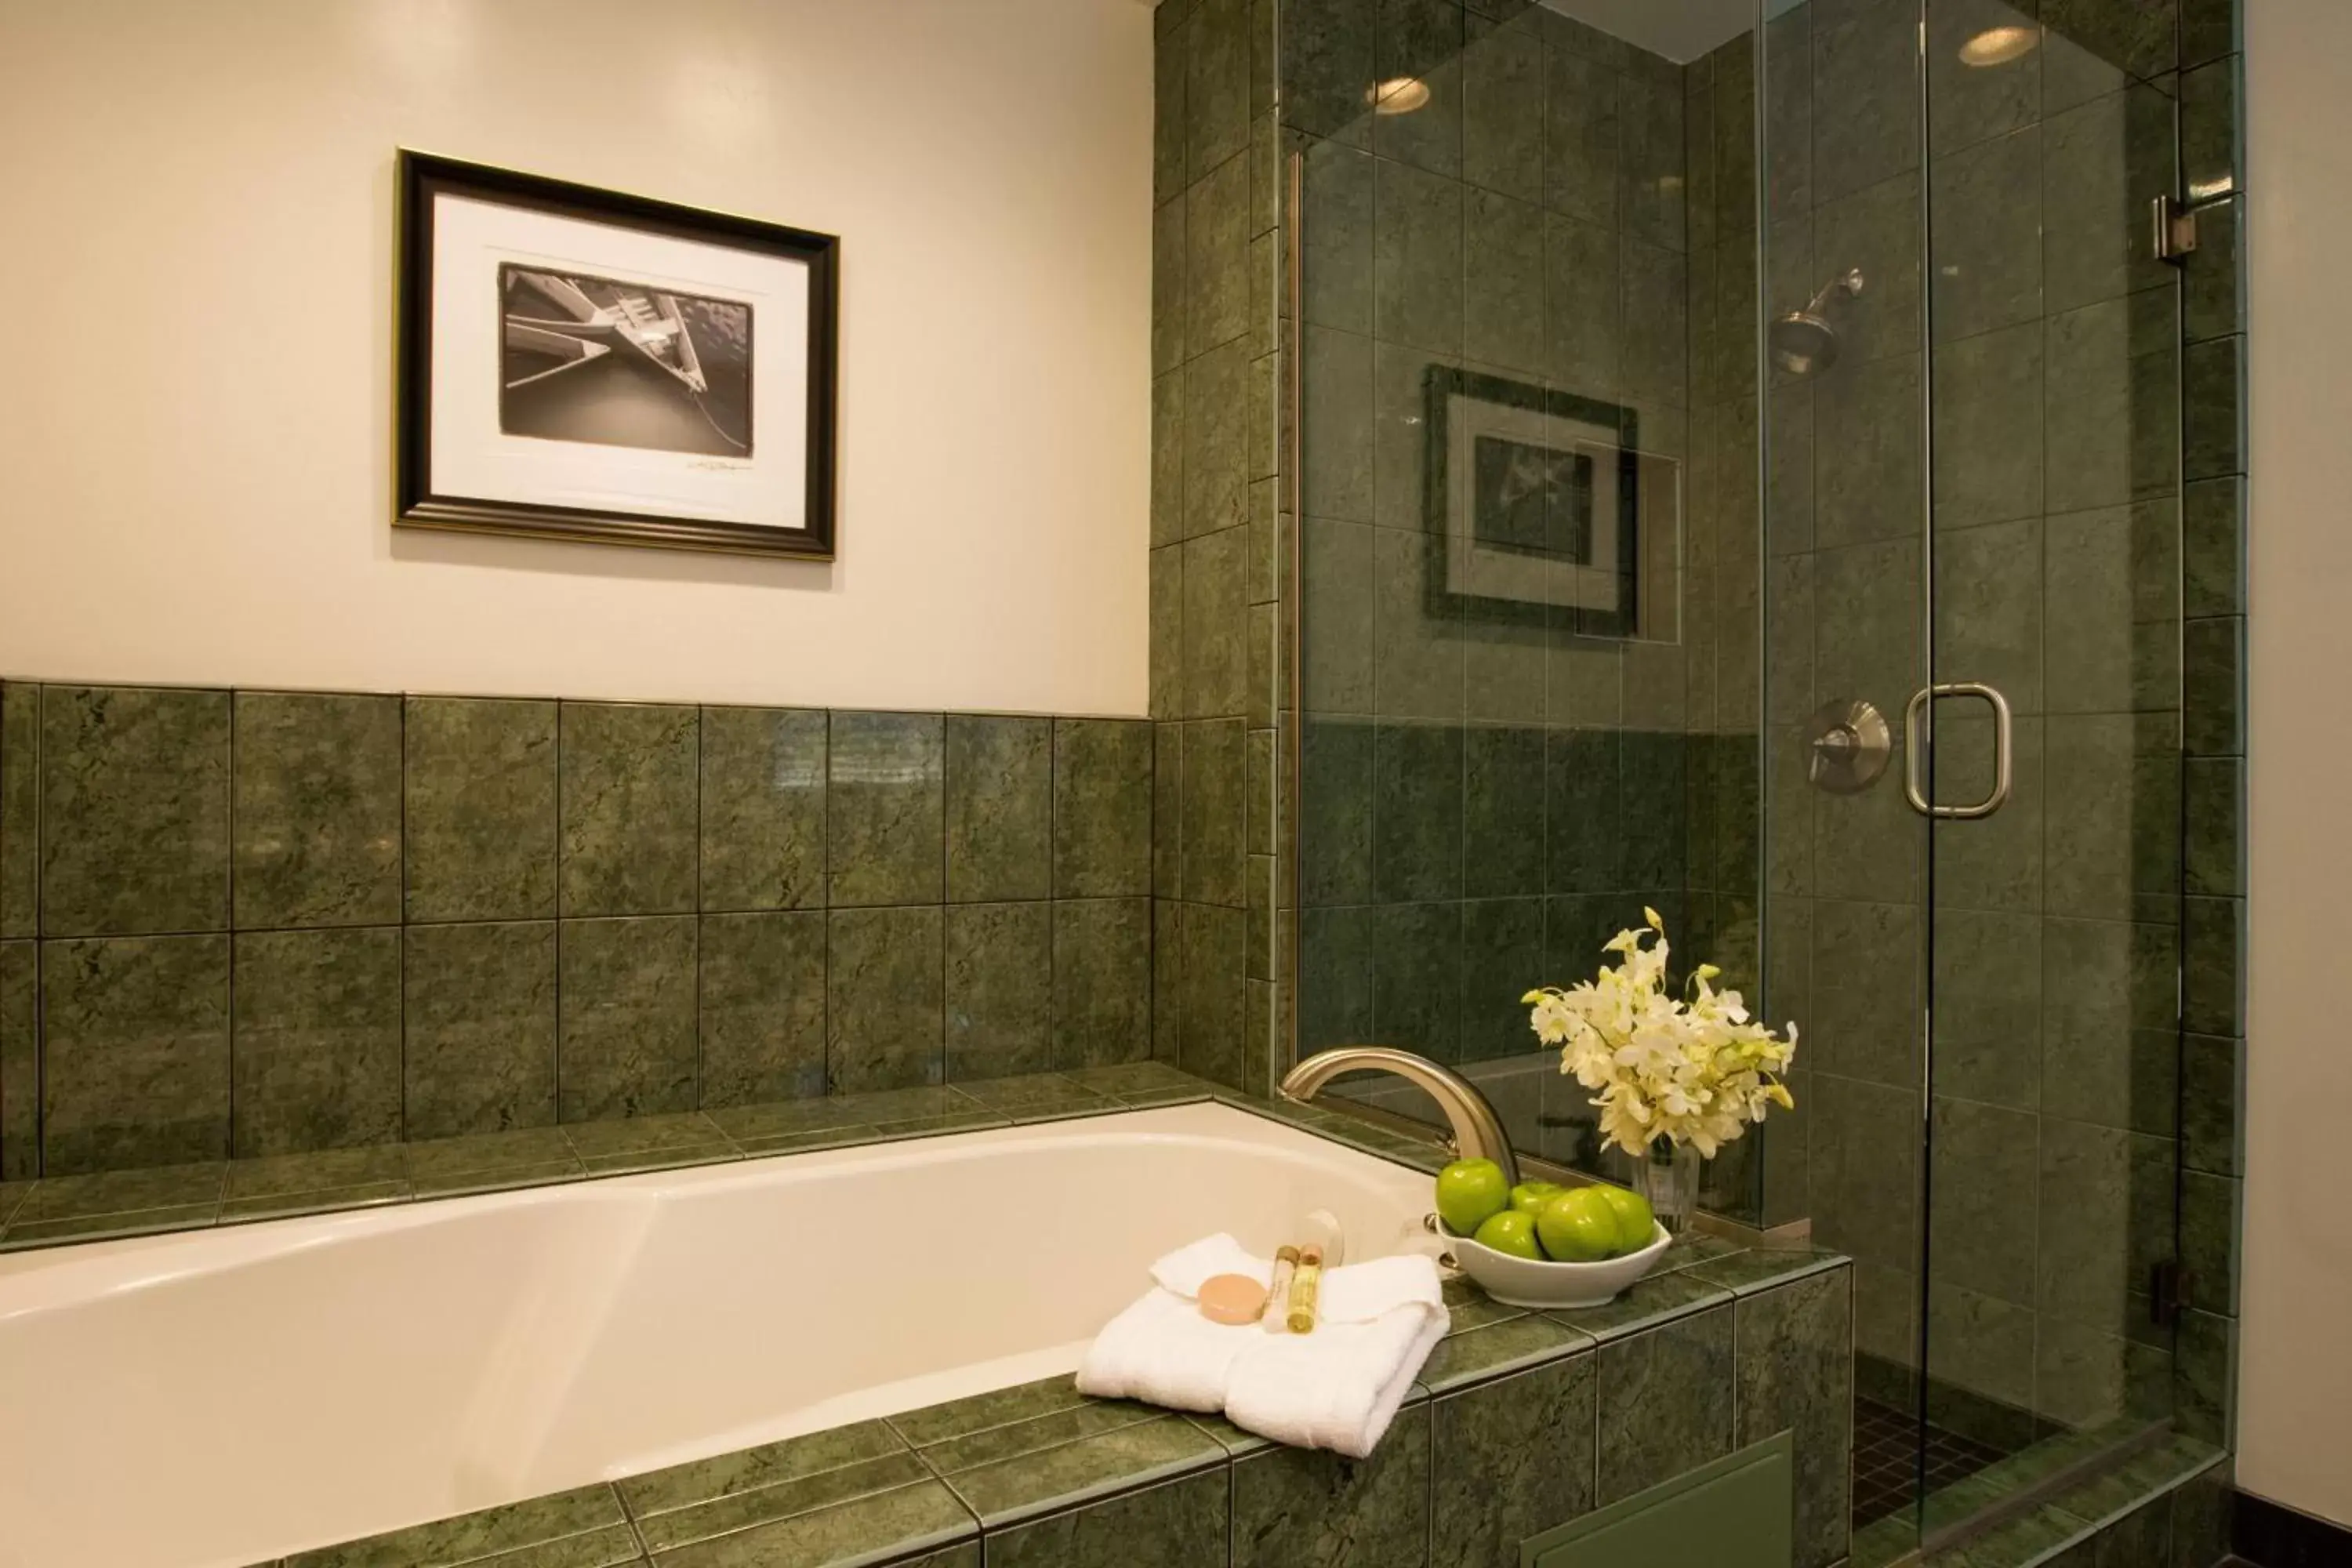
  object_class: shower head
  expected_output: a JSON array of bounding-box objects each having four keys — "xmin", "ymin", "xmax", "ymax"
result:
[{"xmin": 1770, "ymin": 268, "xmax": 1866, "ymax": 379}]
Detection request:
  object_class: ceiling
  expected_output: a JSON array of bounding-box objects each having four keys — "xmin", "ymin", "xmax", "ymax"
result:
[{"xmin": 1537, "ymin": 0, "xmax": 1788, "ymax": 64}]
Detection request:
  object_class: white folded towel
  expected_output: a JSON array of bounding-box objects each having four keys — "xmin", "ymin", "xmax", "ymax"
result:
[{"xmin": 1076, "ymin": 1233, "xmax": 1446, "ymax": 1458}]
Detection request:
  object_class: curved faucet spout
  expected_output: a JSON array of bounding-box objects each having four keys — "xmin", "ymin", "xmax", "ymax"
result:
[{"xmin": 1278, "ymin": 1047, "xmax": 1520, "ymax": 1189}]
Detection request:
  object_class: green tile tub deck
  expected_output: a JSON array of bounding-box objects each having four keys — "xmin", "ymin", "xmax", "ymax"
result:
[{"xmin": 198, "ymin": 1229, "xmax": 1850, "ymax": 1568}]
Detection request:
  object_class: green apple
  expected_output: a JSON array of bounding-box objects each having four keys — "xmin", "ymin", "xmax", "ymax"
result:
[
  {"xmin": 1472, "ymin": 1209, "xmax": 1544, "ymax": 1261},
  {"xmin": 1536, "ymin": 1188, "xmax": 1622, "ymax": 1262},
  {"xmin": 1595, "ymin": 1185, "xmax": 1656, "ymax": 1252},
  {"xmin": 1508, "ymin": 1180, "xmax": 1565, "ymax": 1214},
  {"xmin": 1435, "ymin": 1158, "xmax": 1511, "ymax": 1236}
]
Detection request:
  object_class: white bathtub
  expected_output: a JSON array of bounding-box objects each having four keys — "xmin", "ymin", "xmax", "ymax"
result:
[{"xmin": 0, "ymin": 1101, "xmax": 1435, "ymax": 1568}]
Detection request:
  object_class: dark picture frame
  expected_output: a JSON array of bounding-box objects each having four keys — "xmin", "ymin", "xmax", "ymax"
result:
[{"xmin": 396, "ymin": 150, "xmax": 840, "ymax": 559}]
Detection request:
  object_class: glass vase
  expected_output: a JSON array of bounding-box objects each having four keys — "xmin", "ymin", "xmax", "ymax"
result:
[{"xmin": 1639, "ymin": 1139, "xmax": 1704, "ymax": 1235}]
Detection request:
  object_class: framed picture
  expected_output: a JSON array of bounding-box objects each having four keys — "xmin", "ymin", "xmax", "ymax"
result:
[
  {"xmin": 396, "ymin": 150, "xmax": 840, "ymax": 558},
  {"xmin": 1422, "ymin": 365, "xmax": 1679, "ymax": 641}
]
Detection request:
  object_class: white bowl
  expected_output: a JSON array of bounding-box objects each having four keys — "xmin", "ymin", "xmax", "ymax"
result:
[{"xmin": 1444, "ymin": 1221, "xmax": 1674, "ymax": 1308}]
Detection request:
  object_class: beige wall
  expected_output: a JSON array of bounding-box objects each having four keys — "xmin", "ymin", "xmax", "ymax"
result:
[
  {"xmin": 0, "ymin": 0, "xmax": 1152, "ymax": 714},
  {"xmin": 2239, "ymin": 0, "xmax": 2352, "ymax": 1530}
]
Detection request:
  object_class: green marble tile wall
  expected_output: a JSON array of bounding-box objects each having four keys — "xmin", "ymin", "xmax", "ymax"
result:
[
  {"xmin": 1274, "ymin": 0, "xmax": 1773, "ymax": 1218},
  {"xmin": 0, "ymin": 684, "xmax": 1155, "ymax": 1178},
  {"xmin": 1152, "ymin": 0, "xmax": 1285, "ymax": 1100}
]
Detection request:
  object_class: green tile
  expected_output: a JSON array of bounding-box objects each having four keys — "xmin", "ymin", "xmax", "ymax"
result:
[
  {"xmin": 982, "ymin": 1466, "xmax": 1227, "ymax": 1568},
  {"xmin": 403, "ymin": 1126, "xmax": 581, "ymax": 1198},
  {"xmin": 2184, "ymin": 757, "xmax": 2241, "ymax": 898},
  {"xmin": 699, "ymin": 911, "xmax": 826, "ymax": 1108},
  {"xmin": 708, "ymin": 1085, "xmax": 974, "ymax": 1145},
  {"xmin": 1184, "ymin": 334, "xmax": 1252, "ymax": 543},
  {"xmin": 0, "ymin": 683, "xmax": 36, "ymax": 938},
  {"xmin": 1187, "ymin": 147, "xmax": 1251, "ymax": 358},
  {"xmin": 1051, "ymin": 898, "xmax": 1153, "ymax": 1069},
  {"xmin": 1, "ymin": 941, "xmax": 35, "ymax": 1180},
  {"xmin": 620, "ymin": 1419, "xmax": 906, "ymax": 1519},
  {"xmin": 1923, "ymin": 1503, "xmax": 2087, "ymax": 1567},
  {"xmin": 647, "ymin": 1477, "xmax": 976, "ymax": 1568},
  {"xmin": 2183, "ymin": 477, "xmax": 2243, "ymax": 621},
  {"xmin": 1053, "ymin": 721, "xmax": 1154, "ymax": 898},
  {"xmin": 40, "ymin": 685, "xmax": 230, "ymax": 936},
  {"xmin": 2183, "ymin": 615, "xmax": 2243, "ymax": 759},
  {"xmin": 944, "ymin": 902, "xmax": 1052, "ymax": 1082},
  {"xmin": 1547, "ymin": 1269, "xmax": 1733, "ymax": 1345},
  {"xmin": 887, "ymin": 1374, "xmax": 1095, "ymax": 1447},
  {"xmin": 2183, "ymin": 335, "xmax": 2243, "ymax": 482},
  {"xmin": 2044, "ymin": 295, "xmax": 2179, "ymax": 517},
  {"xmin": 1936, "ymin": 129, "xmax": 2042, "ymax": 343},
  {"xmin": 943, "ymin": 716, "xmax": 1051, "ymax": 904},
  {"xmin": 1928, "ymin": 1099, "xmax": 2039, "ymax": 1307},
  {"xmin": 223, "ymin": 1144, "xmax": 408, "ymax": 1200},
  {"xmin": 1594, "ymin": 1303, "xmax": 1737, "ymax": 1506},
  {"xmin": 282, "ymin": 1483, "xmax": 626, "ymax": 1568},
  {"xmin": 2037, "ymin": 1119, "xmax": 2174, "ymax": 1333},
  {"xmin": 1420, "ymin": 1312, "xmax": 1594, "ymax": 1396},
  {"xmin": 2174, "ymin": 1308, "xmax": 2235, "ymax": 1447},
  {"xmin": 1152, "ymin": 191, "xmax": 1186, "ymax": 387},
  {"xmin": 1178, "ymin": 901, "xmax": 1247, "ymax": 1089},
  {"xmin": 2180, "ymin": 1169, "xmax": 2240, "ymax": 1316},
  {"xmin": 42, "ymin": 933, "xmax": 230, "ymax": 1173},
  {"xmin": 1432, "ymin": 1352, "xmax": 1597, "ymax": 1568},
  {"xmin": 2180, "ymin": 1033, "xmax": 2242, "ymax": 1178},
  {"xmin": 828, "ymin": 906, "xmax": 944, "ymax": 1092},
  {"xmin": 404, "ymin": 698, "xmax": 558, "ymax": 924},
  {"xmin": 1735, "ymin": 1269, "xmax": 1853, "ymax": 1568},
  {"xmin": 231, "ymin": 927, "xmax": 402, "ymax": 1156},
  {"xmin": 926, "ymin": 1411, "xmax": 1222, "ymax": 1530},
  {"xmin": 1059, "ymin": 1060, "xmax": 1214, "ymax": 1105},
  {"xmin": 633, "ymin": 1450, "xmax": 935, "ymax": 1553},
  {"xmin": 9, "ymin": 1160, "xmax": 226, "ymax": 1227},
  {"xmin": 2180, "ymin": 54, "xmax": 2239, "ymax": 203},
  {"xmin": 2183, "ymin": 895, "xmax": 2243, "ymax": 1037},
  {"xmin": 698, "ymin": 706, "xmax": 826, "ymax": 913},
  {"xmin": 559, "ymin": 702, "xmax": 698, "ymax": 918},
  {"xmin": 1440, "ymin": 1274, "xmax": 1526, "ymax": 1337},
  {"xmin": 559, "ymin": 916, "xmax": 698, "ymax": 1121},
  {"xmin": 0, "ymin": 1179, "xmax": 36, "ymax": 1229},
  {"xmin": 828, "ymin": 713, "xmax": 944, "ymax": 907},
  {"xmin": 1181, "ymin": 716, "xmax": 1246, "ymax": 906},
  {"xmin": 946, "ymin": 1071, "xmax": 1112, "ymax": 1120},
  {"xmin": 1230, "ymin": 1401, "xmax": 1431, "ymax": 1566},
  {"xmin": 231, "ymin": 691, "xmax": 402, "ymax": 930},
  {"xmin": 2041, "ymin": 916, "xmax": 2179, "ymax": 1135},
  {"xmin": 563, "ymin": 1112, "xmax": 731, "ymax": 1176},
  {"xmin": 1, "ymin": 1200, "xmax": 223, "ymax": 1248},
  {"xmin": 401, "ymin": 921, "xmax": 557, "ymax": 1139}
]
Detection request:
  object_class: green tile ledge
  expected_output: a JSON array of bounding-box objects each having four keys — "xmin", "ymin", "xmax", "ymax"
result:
[
  {"xmin": 227, "ymin": 1244, "xmax": 1848, "ymax": 1567},
  {"xmin": 0, "ymin": 1062, "xmax": 1501, "ymax": 1253}
]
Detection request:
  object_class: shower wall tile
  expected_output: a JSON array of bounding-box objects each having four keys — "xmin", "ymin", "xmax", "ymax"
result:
[
  {"xmin": 698, "ymin": 706, "xmax": 826, "ymax": 913},
  {"xmin": 945, "ymin": 902, "xmax": 1054, "ymax": 1082},
  {"xmin": 2180, "ymin": 54, "xmax": 2241, "ymax": 202},
  {"xmin": 42, "ymin": 933, "xmax": 231, "ymax": 1174},
  {"xmin": 557, "ymin": 702, "xmax": 698, "ymax": 919},
  {"xmin": 404, "ymin": 697, "xmax": 558, "ymax": 924},
  {"xmin": 829, "ymin": 906, "xmax": 946, "ymax": 1094},
  {"xmin": 698, "ymin": 910, "xmax": 826, "ymax": 1107},
  {"xmin": 2183, "ymin": 334, "xmax": 2245, "ymax": 481},
  {"xmin": 39, "ymin": 685, "xmax": 230, "ymax": 938},
  {"xmin": 0, "ymin": 684, "xmax": 37, "ymax": 938},
  {"xmin": 558, "ymin": 915, "xmax": 698, "ymax": 1122},
  {"xmin": 231, "ymin": 691, "xmax": 403, "ymax": 931},
  {"xmin": 828, "ymin": 713, "xmax": 945, "ymax": 908},
  {"xmin": 401, "ymin": 920, "xmax": 557, "ymax": 1140},
  {"xmin": 1054, "ymin": 721, "xmax": 1154, "ymax": 898},
  {"xmin": 230, "ymin": 927, "xmax": 401, "ymax": 1157}
]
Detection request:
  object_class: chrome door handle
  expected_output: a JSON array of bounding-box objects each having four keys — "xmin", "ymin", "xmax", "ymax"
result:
[{"xmin": 1903, "ymin": 683, "xmax": 2013, "ymax": 820}]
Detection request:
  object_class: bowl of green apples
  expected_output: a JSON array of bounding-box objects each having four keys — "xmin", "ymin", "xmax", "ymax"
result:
[{"xmin": 1432, "ymin": 1159, "xmax": 1671, "ymax": 1308}]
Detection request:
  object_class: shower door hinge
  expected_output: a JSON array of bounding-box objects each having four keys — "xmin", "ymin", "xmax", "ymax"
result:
[
  {"xmin": 2150, "ymin": 1258, "xmax": 2188, "ymax": 1327},
  {"xmin": 2152, "ymin": 196, "xmax": 2201, "ymax": 263}
]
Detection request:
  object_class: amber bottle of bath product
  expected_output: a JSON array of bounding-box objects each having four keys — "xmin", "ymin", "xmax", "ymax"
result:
[
  {"xmin": 1261, "ymin": 1245, "xmax": 1301, "ymax": 1333},
  {"xmin": 1287, "ymin": 1244, "xmax": 1323, "ymax": 1334}
]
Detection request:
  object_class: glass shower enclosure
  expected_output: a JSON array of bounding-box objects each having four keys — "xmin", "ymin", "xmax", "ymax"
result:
[{"xmin": 1283, "ymin": 0, "xmax": 2193, "ymax": 1555}]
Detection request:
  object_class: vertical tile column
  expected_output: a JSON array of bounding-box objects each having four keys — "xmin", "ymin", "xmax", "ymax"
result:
[
  {"xmin": 1151, "ymin": 0, "xmax": 1278, "ymax": 1092},
  {"xmin": 2174, "ymin": 0, "xmax": 2247, "ymax": 1451}
]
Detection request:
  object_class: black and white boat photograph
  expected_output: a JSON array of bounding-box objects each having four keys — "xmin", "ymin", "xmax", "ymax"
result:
[{"xmin": 497, "ymin": 264, "xmax": 753, "ymax": 458}]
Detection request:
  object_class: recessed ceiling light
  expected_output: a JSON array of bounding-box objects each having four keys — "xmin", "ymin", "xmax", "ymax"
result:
[
  {"xmin": 1959, "ymin": 25, "xmax": 2038, "ymax": 67},
  {"xmin": 1367, "ymin": 76, "xmax": 1430, "ymax": 114}
]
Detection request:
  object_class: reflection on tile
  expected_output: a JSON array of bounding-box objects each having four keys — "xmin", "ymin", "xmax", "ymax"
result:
[
  {"xmin": 40, "ymin": 685, "xmax": 230, "ymax": 937},
  {"xmin": 401, "ymin": 920, "xmax": 557, "ymax": 1140},
  {"xmin": 559, "ymin": 916, "xmax": 698, "ymax": 1122},
  {"xmin": 559, "ymin": 702, "xmax": 698, "ymax": 918},
  {"xmin": 699, "ymin": 706, "xmax": 826, "ymax": 913},
  {"xmin": 699, "ymin": 911, "xmax": 826, "ymax": 1108},
  {"xmin": 230, "ymin": 927, "xmax": 401, "ymax": 1157},
  {"xmin": 232, "ymin": 691, "xmax": 403, "ymax": 930},
  {"xmin": 404, "ymin": 698, "xmax": 558, "ymax": 924},
  {"xmin": 828, "ymin": 713, "xmax": 945, "ymax": 908},
  {"xmin": 42, "ymin": 934, "xmax": 231, "ymax": 1174}
]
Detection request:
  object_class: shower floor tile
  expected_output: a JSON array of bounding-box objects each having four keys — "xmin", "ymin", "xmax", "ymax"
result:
[{"xmin": 1852, "ymin": 1396, "xmax": 2017, "ymax": 1530}]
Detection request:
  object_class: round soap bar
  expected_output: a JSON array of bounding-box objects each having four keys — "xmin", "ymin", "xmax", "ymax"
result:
[{"xmin": 1198, "ymin": 1272, "xmax": 1269, "ymax": 1325}]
